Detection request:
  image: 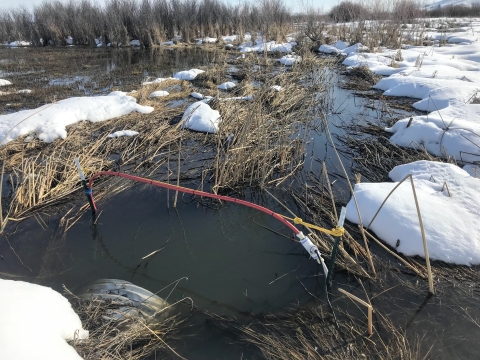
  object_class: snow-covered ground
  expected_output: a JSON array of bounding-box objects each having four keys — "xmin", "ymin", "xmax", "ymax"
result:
[
  {"xmin": 426, "ymin": 0, "xmax": 480, "ymax": 11},
  {"xmin": 319, "ymin": 20, "xmax": 480, "ymax": 164},
  {"xmin": 346, "ymin": 160, "xmax": 480, "ymax": 265},
  {"xmin": 0, "ymin": 279, "xmax": 88, "ymax": 360},
  {"xmin": 0, "ymin": 92, "xmax": 153, "ymax": 144},
  {"xmin": 316, "ymin": 18, "xmax": 480, "ymax": 265}
]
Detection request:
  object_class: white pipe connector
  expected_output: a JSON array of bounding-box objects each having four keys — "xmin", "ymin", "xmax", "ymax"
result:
[
  {"xmin": 296, "ymin": 231, "xmax": 329, "ymax": 276},
  {"xmin": 296, "ymin": 231, "xmax": 319, "ymax": 260}
]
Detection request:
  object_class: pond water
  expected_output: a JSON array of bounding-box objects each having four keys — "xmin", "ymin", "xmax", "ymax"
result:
[{"xmin": 1, "ymin": 47, "xmax": 479, "ymax": 359}]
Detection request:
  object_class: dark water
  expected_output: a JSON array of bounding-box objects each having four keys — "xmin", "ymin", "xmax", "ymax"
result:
[{"xmin": 1, "ymin": 47, "xmax": 479, "ymax": 359}]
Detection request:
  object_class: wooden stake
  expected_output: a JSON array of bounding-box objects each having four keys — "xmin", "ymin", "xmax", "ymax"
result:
[
  {"xmin": 339, "ymin": 288, "xmax": 374, "ymax": 335},
  {"xmin": 409, "ymin": 176, "xmax": 434, "ymax": 294},
  {"xmin": 173, "ymin": 139, "xmax": 181, "ymax": 208}
]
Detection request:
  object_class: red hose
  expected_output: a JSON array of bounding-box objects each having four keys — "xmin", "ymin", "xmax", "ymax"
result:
[{"xmin": 88, "ymin": 171, "xmax": 301, "ymax": 235}]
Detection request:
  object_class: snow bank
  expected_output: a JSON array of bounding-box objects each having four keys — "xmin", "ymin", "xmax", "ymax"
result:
[
  {"xmin": 279, "ymin": 54, "xmax": 301, "ymax": 65},
  {"xmin": 217, "ymin": 81, "xmax": 236, "ymax": 90},
  {"xmin": 0, "ymin": 279, "xmax": 88, "ymax": 360},
  {"xmin": 346, "ymin": 160, "xmax": 480, "ymax": 265},
  {"xmin": 173, "ymin": 69, "xmax": 204, "ymax": 81},
  {"xmin": 0, "ymin": 92, "xmax": 153, "ymax": 144},
  {"xmin": 108, "ymin": 130, "xmax": 139, "ymax": 138},
  {"xmin": 0, "ymin": 79, "xmax": 12, "ymax": 86},
  {"xmin": 149, "ymin": 90, "xmax": 169, "ymax": 98},
  {"xmin": 181, "ymin": 101, "xmax": 221, "ymax": 133}
]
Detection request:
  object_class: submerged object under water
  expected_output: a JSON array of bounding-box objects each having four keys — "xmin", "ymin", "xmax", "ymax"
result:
[{"xmin": 81, "ymin": 279, "xmax": 170, "ymax": 322}]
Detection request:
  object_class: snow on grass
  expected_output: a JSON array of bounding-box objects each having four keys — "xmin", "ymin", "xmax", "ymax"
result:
[
  {"xmin": 0, "ymin": 79, "xmax": 12, "ymax": 86},
  {"xmin": 161, "ymin": 41, "xmax": 174, "ymax": 45},
  {"xmin": 223, "ymin": 35, "xmax": 237, "ymax": 42},
  {"xmin": 278, "ymin": 55, "xmax": 301, "ymax": 65},
  {"xmin": 0, "ymin": 92, "xmax": 153, "ymax": 144},
  {"xmin": 149, "ymin": 90, "xmax": 169, "ymax": 98},
  {"xmin": 346, "ymin": 160, "xmax": 480, "ymax": 265},
  {"xmin": 181, "ymin": 101, "xmax": 220, "ymax": 133},
  {"xmin": 318, "ymin": 40, "xmax": 349, "ymax": 55},
  {"xmin": 0, "ymin": 279, "xmax": 88, "ymax": 360},
  {"xmin": 108, "ymin": 130, "xmax": 139, "ymax": 138},
  {"xmin": 217, "ymin": 81, "xmax": 236, "ymax": 90},
  {"xmin": 201, "ymin": 37, "xmax": 217, "ymax": 43},
  {"xmin": 142, "ymin": 77, "xmax": 178, "ymax": 86},
  {"xmin": 270, "ymin": 85, "xmax": 283, "ymax": 91},
  {"xmin": 18, "ymin": 89, "xmax": 32, "ymax": 93},
  {"xmin": 191, "ymin": 92, "xmax": 211, "ymax": 99},
  {"xmin": 222, "ymin": 95, "xmax": 253, "ymax": 101},
  {"xmin": 173, "ymin": 69, "xmax": 205, "ymax": 81},
  {"xmin": 130, "ymin": 40, "xmax": 141, "ymax": 46},
  {"xmin": 8, "ymin": 41, "xmax": 31, "ymax": 47},
  {"xmin": 238, "ymin": 37, "xmax": 296, "ymax": 53}
]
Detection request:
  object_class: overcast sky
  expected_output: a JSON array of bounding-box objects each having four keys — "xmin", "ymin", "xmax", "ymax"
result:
[{"xmin": 0, "ymin": 0, "xmax": 330, "ymax": 12}]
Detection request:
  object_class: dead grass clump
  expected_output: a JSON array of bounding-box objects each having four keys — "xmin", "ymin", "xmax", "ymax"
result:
[
  {"xmin": 135, "ymin": 79, "xmax": 191, "ymax": 104},
  {"xmin": 209, "ymin": 299, "xmax": 426, "ymax": 360},
  {"xmin": 0, "ymin": 102, "xmax": 184, "ymax": 232},
  {"xmin": 342, "ymin": 66, "xmax": 382, "ymax": 91},
  {"xmin": 68, "ymin": 294, "xmax": 185, "ymax": 360},
  {"xmin": 208, "ymin": 56, "xmax": 334, "ymax": 192},
  {"xmin": 191, "ymin": 65, "xmax": 230, "ymax": 89}
]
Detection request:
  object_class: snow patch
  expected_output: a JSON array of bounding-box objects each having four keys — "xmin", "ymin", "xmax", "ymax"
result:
[
  {"xmin": 149, "ymin": 90, "xmax": 169, "ymax": 98},
  {"xmin": 181, "ymin": 101, "xmax": 221, "ymax": 133},
  {"xmin": 238, "ymin": 37, "xmax": 296, "ymax": 53},
  {"xmin": 0, "ymin": 79, "xmax": 12, "ymax": 86},
  {"xmin": 191, "ymin": 92, "xmax": 205, "ymax": 99},
  {"xmin": 0, "ymin": 279, "xmax": 88, "ymax": 360},
  {"xmin": 279, "ymin": 55, "xmax": 301, "ymax": 65},
  {"xmin": 0, "ymin": 92, "xmax": 153, "ymax": 144},
  {"xmin": 142, "ymin": 77, "xmax": 178, "ymax": 86},
  {"xmin": 108, "ymin": 130, "xmax": 139, "ymax": 138},
  {"xmin": 8, "ymin": 41, "xmax": 30, "ymax": 47},
  {"xmin": 217, "ymin": 81, "xmax": 236, "ymax": 90},
  {"xmin": 173, "ymin": 69, "xmax": 205, "ymax": 81}
]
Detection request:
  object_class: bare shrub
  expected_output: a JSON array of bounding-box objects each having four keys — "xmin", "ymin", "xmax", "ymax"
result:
[{"xmin": 329, "ymin": 1, "xmax": 367, "ymax": 22}]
